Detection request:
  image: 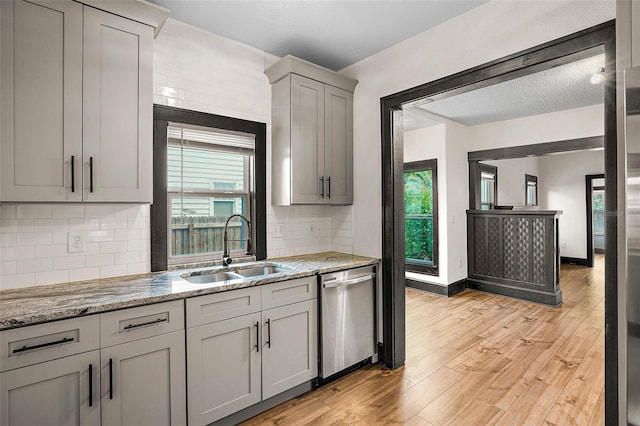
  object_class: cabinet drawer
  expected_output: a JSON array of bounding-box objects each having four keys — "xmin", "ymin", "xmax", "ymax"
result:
[
  {"xmin": 261, "ymin": 276, "xmax": 317, "ymax": 310},
  {"xmin": 186, "ymin": 287, "xmax": 261, "ymax": 328},
  {"xmin": 0, "ymin": 315, "xmax": 100, "ymax": 372},
  {"xmin": 100, "ymin": 300, "xmax": 184, "ymax": 347}
]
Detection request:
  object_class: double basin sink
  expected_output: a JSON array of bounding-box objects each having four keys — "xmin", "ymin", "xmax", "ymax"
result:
[{"xmin": 181, "ymin": 263, "xmax": 293, "ymax": 285}]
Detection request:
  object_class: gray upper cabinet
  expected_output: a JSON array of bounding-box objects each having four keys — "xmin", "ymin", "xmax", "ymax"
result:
[
  {"xmin": 0, "ymin": 0, "xmax": 155, "ymax": 203},
  {"xmin": 266, "ymin": 55, "xmax": 357, "ymax": 205}
]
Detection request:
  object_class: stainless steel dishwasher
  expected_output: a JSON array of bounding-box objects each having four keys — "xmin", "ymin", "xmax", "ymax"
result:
[{"xmin": 319, "ymin": 265, "xmax": 376, "ymax": 380}]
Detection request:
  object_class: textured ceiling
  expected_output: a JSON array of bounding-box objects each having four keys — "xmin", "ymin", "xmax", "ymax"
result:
[
  {"xmin": 412, "ymin": 51, "xmax": 605, "ymax": 127},
  {"xmin": 148, "ymin": 0, "xmax": 487, "ymax": 71}
]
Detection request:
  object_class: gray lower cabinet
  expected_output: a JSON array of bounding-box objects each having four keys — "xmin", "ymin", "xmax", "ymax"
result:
[
  {"xmin": 261, "ymin": 299, "xmax": 318, "ymax": 400},
  {"xmin": 186, "ymin": 312, "xmax": 262, "ymax": 425},
  {"xmin": 0, "ymin": 350, "xmax": 101, "ymax": 426},
  {"xmin": 100, "ymin": 331, "xmax": 186, "ymax": 426}
]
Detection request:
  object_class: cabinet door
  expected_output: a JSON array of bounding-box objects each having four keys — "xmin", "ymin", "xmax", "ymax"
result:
[
  {"xmin": 0, "ymin": 350, "xmax": 100, "ymax": 426},
  {"xmin": 262, "ymin": 299, "xmax": 317, "ymax": 400},
  {"xmin": 324, "ymin": 85, "xmax": 353, "ymax": 205},
  {"xmin": 100, "ymin": 331, "xmax": 186, "ymax": 426},
  {"xmin": 82, "ymin": 6, "xmax": 153, "ymax": 202},
  {"xmin": 0, "ymin": 0, "xmax": 82, "ymax": 202},
  {"xmin": 290, "ymin": 74, "xmax": 325, "ymax": 204},
  {"xmin": 187, "ymin": 313, "xmax": 261, "ymax": 425}
]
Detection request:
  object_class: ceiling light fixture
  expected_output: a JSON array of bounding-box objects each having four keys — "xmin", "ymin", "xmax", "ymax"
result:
[{"xmin": 590, "ymin": 67, "xmax": 605, "ymax": 85}]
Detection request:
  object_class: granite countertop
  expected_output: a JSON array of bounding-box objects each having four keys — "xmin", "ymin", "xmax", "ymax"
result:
[{"xmin": 0, "ymin": 252, "xmax": 379, "ymax": 331}]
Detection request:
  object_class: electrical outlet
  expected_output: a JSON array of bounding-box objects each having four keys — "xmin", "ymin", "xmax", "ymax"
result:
[
  {"xmin": 273, "ymin": 223, "xmax": 285, "ymax": 238},
  {"xmin": 68, "ymin": 231, "xmax": 85, "ymax": 253},
  {"xmin": 307, "ymin": 222, "xmax": 318, "ymax": 237},
  {"xmin": 561, "ymin": 242, "xmax": 567, "ymax": 249}
]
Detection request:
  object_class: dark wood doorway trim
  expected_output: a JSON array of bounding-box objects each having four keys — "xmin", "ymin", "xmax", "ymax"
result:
[
  {"xmin": 380, "ymin": 21, "xmax": 616, "ymax": 422},
  {"xmin": 586, "ymin": 174, "xmax": 606, "ymax": 267}
]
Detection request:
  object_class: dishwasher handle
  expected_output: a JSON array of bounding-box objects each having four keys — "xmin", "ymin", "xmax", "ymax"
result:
[{"xmin": 323, "ymin": 273, "xmax": 376, "ymax": 288}]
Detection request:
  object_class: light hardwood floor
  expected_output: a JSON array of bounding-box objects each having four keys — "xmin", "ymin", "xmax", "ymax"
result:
[{"xmin": 242, "ymin": 256, "xmax": 605, "ymax": 425}]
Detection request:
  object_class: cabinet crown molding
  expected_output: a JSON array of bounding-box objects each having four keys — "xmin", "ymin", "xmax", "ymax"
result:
[
  {"xmin": 75, "ymin": 0, "xmax": 170, "ymax": 37},
  {"xmin": 265, "ymin": 55, "xmax": 358, "ymax": 92}
]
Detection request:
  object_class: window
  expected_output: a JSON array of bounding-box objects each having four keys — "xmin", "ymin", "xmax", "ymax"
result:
[
  {"xmin": 167, "ymin": 125, "xmax": 254, "ymax": 264},
  {"xmin": 525, "ymin": 174, "xmax": 538, "ymax": 206},
  {"xmin": 151, "ymin": 106, "xmax": 266, "ymax": 271},
  {"xmin": 404, "ymin": 159, "xmax": 438, "ymax": 275},
  {"xmin": 479, "ymin": 163, "xmax": 498, "ymax": 210}
]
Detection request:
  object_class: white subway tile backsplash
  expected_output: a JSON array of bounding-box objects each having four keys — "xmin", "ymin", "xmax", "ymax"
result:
[
  {"xmin": 35, "ymin": 270, "xmax": 69, "ymax": 286},
  {"xmin": 53, "ymin": 256, "xmax": 85, "ymax": 271},
  {"xmin": 100, "ymin": 264, "xmax": 128, "ymax": 279},
  {"xmin": 69, "ymin": 218, "xmax": 100, "ymax": 231},
  {"xmin": 127, "ymin": 217, "xmax": 147, "ymax": 229},
  {"xmin": 35, "ymin": 244, "xmax": 68, "ymax": 258},
  {"xmin": 127, "ymin": 239, "xmax": 149, "ymax": 252},
  {"xmin": 127, "ymin": 263, "xmax": 149, "ymax": 275},
  {"xmin": 35, "ymin": 219, "xmax": 69, "ymax": 232},
  {"xmin": 0, "ymin": 205, "xmax": 17, "ymax": 219},
  {"xmin": 17, "ymin": 232, "xmax": 52, "ymax": 247},
  {"xmin": 1, "ymin": 246, "xmax": 35, "ymax": 261},
  {"xmin": 17, "ymin": 220, "xmax": 35, "ymax": 232},
  {"xmin": 16, "ymin": 258, "xmax": 52, "ymax": 274},
  {"xmin": 86, "ymin": 230, "xmax": 114, "ymax": 243},
  {"xmin": 100, "ymin": 218, "xmax": 127, "ymax": 230},
  {"xmin": 17, "ymin": 205, "xmax": 52, "ymax": 219},
  {"xmin": 0, "ymin": 273, "xmax": 35, "ymax": 289},
  {"xmin": 100, "ymin": 241, "xmax": 128, "ymax": 254},
  {"xmin": 85, "ymin": 205, "xmax": 114, "ymax": 218},
  {"xmin": 85, "ymin": 254, "xmax": 115, "ymax": 268},
  {"xmin": 52, "ymin": 205, "xmax": 85, "ymax": 218},
  {"xmin": 1, "ymin": 261, "xmax": 17, "ymax": 276},
  {"xmin": 0, "ymin": 220, "xmax": 17, "ymax": 233},
  {"xmin": 0, "ymin": 234, "xmax": 17, "ymax": 247},
  {"xmin": 114, "ymin": 206, "xmax": 144, "ymax": 218}
]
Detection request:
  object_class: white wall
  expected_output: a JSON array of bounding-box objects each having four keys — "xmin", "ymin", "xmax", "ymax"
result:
[
  {"xmin": 538, "ymin": 150, "xmax": 604, "ymax": 259},
  {"xmin": 340, "ymin": 0, "xmax": 614, "ymax": 260},
  {"xmin": 485, "ymin": 157, "xmax": 540, "ymax": 207}
]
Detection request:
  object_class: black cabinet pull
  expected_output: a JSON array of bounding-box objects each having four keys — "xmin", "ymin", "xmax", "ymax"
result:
[
  {"xmin": 327, "ymin": 176, "xmax": 331, "ymax": 199},
  {"xmin": 320, "ymin": 176, "xmax": 325, "ymax": 198},
  {"xmin": 109, "ymin": 358, "xmax": 113, "ymax": 400},
  {"xmin": 266, "ymin": 319, "xmax": 271, "ymax": 348},
  {"xmin": 254, "ymin": 321, "xmax": 259, "ymax": 352},
  {"xmin": 89, "ymin": 157, "xmax": 94, "ymax": 193},
  {"xmin": 89, "ymin": 364, "xmax": 93, "ymax": 407},
  {"xmin": 12, "ymin": 336, "xmax": 74, "ymax": 354},
  {"xmin": 123, "ymin": 317, "xmax": 167, "ymax": 330},
  {"xmin": 71, "ymin": 156, "xmax": 75, "ymax": 193}
]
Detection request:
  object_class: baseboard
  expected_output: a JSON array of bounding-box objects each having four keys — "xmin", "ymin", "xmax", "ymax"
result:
[
  {"xmin": 467, "ymin": 278, "xmax": 562, "ymax": 307},
  {"xmin": 406, "ymin": 278, "xmax": 468, "ymax": 297},
  {"xmin": 561, "ymin": 256, "xmax": 588, "ymax": 266}
]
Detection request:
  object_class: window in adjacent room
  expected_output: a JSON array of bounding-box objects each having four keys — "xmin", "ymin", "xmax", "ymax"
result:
[
  {"xmin": 404, "ymin": 159, "xmax": 438, "ymax": 276},
  {"xmin": 525, "ymin": 174, "xmax": 538, "ymax": 206},
  {"xmin": 479, "ymin": 163, "xmax": 498, "ymax": 210},
  {"xmin": 151, "ymin": 106, "xmax": 266, "ymax": 271}
]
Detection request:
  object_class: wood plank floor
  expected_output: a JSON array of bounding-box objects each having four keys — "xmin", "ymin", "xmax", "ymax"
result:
[{"xmin": 241, "ymin": 256, "xmax": 604, "ymax": 425}]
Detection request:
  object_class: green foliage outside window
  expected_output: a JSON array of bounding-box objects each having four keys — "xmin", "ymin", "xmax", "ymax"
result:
[{"xmin": 404, "ymin": 170, "xmax": 433, "ymax": 264}]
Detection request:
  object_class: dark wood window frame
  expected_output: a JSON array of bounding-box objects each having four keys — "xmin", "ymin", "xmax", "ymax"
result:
[
  {"xmin": 525, "ymin": 174, "xmax": 538, "ymax": 206},
  {"xmin": 380, "ymin": 21, "xmax": 617, "ymax": 423},
  {"xmin": 404, "ymin": 159, "xmax": 438, "ymax": 276},
  {"xmin": 150, "ymin": 105, "xmax": 267, "ymax": 271}
]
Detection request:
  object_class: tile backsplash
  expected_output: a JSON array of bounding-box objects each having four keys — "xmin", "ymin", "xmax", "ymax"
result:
[{"xmin": 0, "ymin": 204, "xmax": 150, "ymax": 290}]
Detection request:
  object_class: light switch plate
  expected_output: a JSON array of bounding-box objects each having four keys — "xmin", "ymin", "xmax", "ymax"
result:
[
  {"xmin": 307, "ymin": 222, "xmax": 318, "ymax": 237},
  {"xmin": 68, "ymin": 231, "xmax": 85, "ymax": 253},
  {"xmin": 273, "ymin": 223, "xmax": 285, "ymax": 238}
]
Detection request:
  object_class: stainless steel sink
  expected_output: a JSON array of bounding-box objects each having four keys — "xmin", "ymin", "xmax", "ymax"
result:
[
  {"xmin": 181, "ymin": 271, "xmax": 242, "ymax": 284},
  {"xmin": 232, "ymin": 264, "xmax": 291, "ymax": 278}
]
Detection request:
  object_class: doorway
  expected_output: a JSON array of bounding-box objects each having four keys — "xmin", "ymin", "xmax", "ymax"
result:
[{"xmin": 380, "ymin": 21, "xmax": 617, "ymax": 422}]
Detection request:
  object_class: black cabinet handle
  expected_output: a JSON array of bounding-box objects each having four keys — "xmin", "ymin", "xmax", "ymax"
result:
[
  {"xmin": 89, "ymin": 157, "xmax": 94, "ymax": 193},
  {"xmin": 327, "ymin": 176, "xmax": 331, "ymax": 199},
  {"xmin": 123, "ymin": 317, "xmax": 167, "ymax": 330},
  {"xmin": 266, "ymin": 319, "xmax": 271, "ymax": 348},
  {"xmin": 109, "ymin": 358, "xmax": 113, "ymax": 400},
  {"xmin": 89, "ymin": 364, "xmax": 93, "ymax": 407},
  {"xmin": 12, "ymin": 336, "xmax": 74, "ymax": 354},
  {"xmin": 320, "ymin": 176, "xmax": 325, "ymax": 198},
  {"xmin": 254, "ymin": 321, "xmax": 259, "ymax": 352},
  {"xmin": 71, "ymin": 156, "xmax": 75, "ymax": 193}
]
